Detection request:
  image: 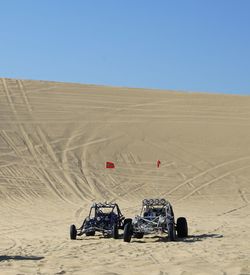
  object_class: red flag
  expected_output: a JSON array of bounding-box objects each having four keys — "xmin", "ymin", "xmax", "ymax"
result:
[{"xmin": 106, "ymin": 162, "xmax": 115, "ymax": 168}]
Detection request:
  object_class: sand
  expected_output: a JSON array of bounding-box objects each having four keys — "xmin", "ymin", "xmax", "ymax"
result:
[{"xmin": 0, "ymin": 77, "xmax": 249, "ymax": 275}]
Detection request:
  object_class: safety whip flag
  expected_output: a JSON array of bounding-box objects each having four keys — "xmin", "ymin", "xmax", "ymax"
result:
[{"xmin": 106, "ymin": 161, "xmax": 115, "ymax": 168}]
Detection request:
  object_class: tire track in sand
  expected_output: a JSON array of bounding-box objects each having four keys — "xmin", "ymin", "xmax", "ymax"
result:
[
  {"xmin": 18, "ymin": 79, "xmax": 89, "ymax": 203},
  {"xmin": 163, "ymin": 155, "xmax": 250, "ymax": 197},
  {"xmin": 177, "ymin": 165, "xmax": 250, "ymax": 202},
  {"xmin": 238, "ymin": 188, "xmax": 249, "ymax": 204},
  {"xmin": 78, "ymin": 133, "xmax": 125, "ymax": 201},
  {"xmin": 0, "ymin": 127, "xmax": 66, "ymax": 202},
  {"xmin": 61, "ymin": 127, "xmax": 102, "ymax": 202},
  {"xmin": 1, "ymin": 78, "xmax": 70, "ymax": 203}
]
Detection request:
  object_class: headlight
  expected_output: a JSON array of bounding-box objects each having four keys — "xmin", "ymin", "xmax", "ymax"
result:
[
  {"xmin": 143, "ymin": 199, "xmax": 148, "ymax": 206},
  {"xmin": 97, "ymin": 217, "xmax": 101, "ymax": 221},
  {"xmin": 160, "ymin": 198, "xmax": 166, "ymax": 205},
  {"xmin": 149, "ymin": 199, "xmax": 154, "ymax": 205}
]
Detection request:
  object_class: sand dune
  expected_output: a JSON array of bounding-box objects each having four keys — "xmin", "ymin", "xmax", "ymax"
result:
[{"xmin": 0, "ymin": 77, "xmax": 250, "ymax": 274}]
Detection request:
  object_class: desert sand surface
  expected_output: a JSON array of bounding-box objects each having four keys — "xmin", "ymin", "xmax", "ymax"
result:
[{"xmin": 0, "ymin": 77, "xmax": 250, "ymax": 275}]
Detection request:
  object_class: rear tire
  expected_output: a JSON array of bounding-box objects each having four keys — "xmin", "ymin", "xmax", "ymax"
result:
[
  {"xmin": 168, "ymin": 222, "xmax": 175, "ymax": 241},
  {"xmin": 112, "ymin": 223, "xmax": 119, "ymax": 239},
  {"xmin": 123, "ymin": 222, "xmax": 133, "ymax": 242},
  {"xmin": 85, "ymin": 231, "xmax": 95, "ymax": 236},
  {"xmin": 134, "ymin": 232, "xmax": 144, "ymax": 239},
  {"xmin": 176, "ymin": 217, "xmax": 188, "ymax": 238},
  {"xmin": 70, "ymin": 224, "xmax": 77, "ymax": 240}
]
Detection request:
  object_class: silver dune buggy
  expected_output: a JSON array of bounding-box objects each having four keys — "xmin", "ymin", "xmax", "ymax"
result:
[
  {"xmin": 70, "ymin": 202, "xmax": 131, "ymax": 240},
  {"xmin": 123, "ymin": 198, "xmax": 188, "ymax": 242}
]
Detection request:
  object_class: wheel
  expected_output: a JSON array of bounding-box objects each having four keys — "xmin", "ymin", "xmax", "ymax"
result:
[
  {"xmin": 112, "ymin": 223, "xmax": 119, "ymax": 239},
  {"xmin": 123, "ymin": 222, "xmax": 133, "ymax": 242},
  {"xmin": 168, "ymin": 222, "xmax": 175, "ymax": 241},
  {"xmin": 85, "ymin": 231, "xmax": 95, "ymax": 236},
  {"xmin": 134, "ymin": 232, "xmax": 144, "ymax": 239},
  {"xmin": 176, "ymin": 217, "xmax": 188, "ymax": 238},
  {"xmin": 70, "ymin": 224, "xmax": 77, "ymax": 240},
  {"xmin": 122, "ymin": 218, "xmax": 132, "ymax": 230}
]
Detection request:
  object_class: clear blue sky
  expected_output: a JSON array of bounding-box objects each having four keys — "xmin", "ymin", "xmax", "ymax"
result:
[{"xmin": 1, "ymin": 0, "xmax": 250, "ymax": 94}]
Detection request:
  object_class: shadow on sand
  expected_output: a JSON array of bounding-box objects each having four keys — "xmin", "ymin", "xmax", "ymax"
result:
[
  {"xmin": 132, "ymin": 233, "xmax": 223, "ymax": 243},
  {"xmin": 72, "ymin": 233, "xmax": 223, "ymax": 243},
  {"xmin": 0, "ymin": 255, "xmax": 44, "ymax": 262}
]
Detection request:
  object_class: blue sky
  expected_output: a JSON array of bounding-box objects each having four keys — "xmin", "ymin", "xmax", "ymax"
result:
[{"xmin": 0, "ymin": 0, "xmax": 250, "ymax": 94}]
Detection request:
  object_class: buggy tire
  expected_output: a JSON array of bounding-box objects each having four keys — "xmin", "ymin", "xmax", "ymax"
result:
[
  {"xmin": 177, "ymin": 217, "xmax": 188, "ymax": 238},
  {"xmin": 123, "ymin": 222, "xmax": 133, "ymax": 242},
  {"xmin": 112, "ymin": 223, "xmax": 119, "ymax": 239},
  {"xmin": 134, "ymin": 232, "xmax": 144, "ymax": 239},
  {"xmin": 168, "ymin": 222, "xmax": 175, "ymax": 241},
  {"xmin": 122, "ymin": 218, "xmax": 132, "ymax": 230},
  {"xmin": 86, "ymin": 231, "xmax": 95, "ymax": 236},
  {"xmin": 70, "ymin": 224, "xmax": 77, "ymax": 240}
]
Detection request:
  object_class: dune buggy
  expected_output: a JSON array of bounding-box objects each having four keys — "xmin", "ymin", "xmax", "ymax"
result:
[
  {"xmin": 123, "ymin": 198, "xmax": 188, "ymax": 242},
  {"xmin": 70, "ymin": 202, "xmax": 131, "ymax": 240}
]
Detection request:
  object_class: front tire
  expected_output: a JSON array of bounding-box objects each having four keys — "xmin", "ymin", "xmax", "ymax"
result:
[
  {"xmin": 123, "ymin": 222, "xmax": 133, "ymax": 242},
  {"xmin": 168, "ymin": 222, "xmax": 175, "ymax": 241},
  {"xmin": 176, "ymin": 217, "xmax": 188, "ymax": 238},
  {"xmin": 112, "ymin": 223, "xmax": 119, "ymax": 239},
  {"xmin": 122, "ymin": 218, "xmax": 132, "ymax": 230},
  {"xmin": 70, "ymin": 224, "xmax": 77, "ymax": 240}
]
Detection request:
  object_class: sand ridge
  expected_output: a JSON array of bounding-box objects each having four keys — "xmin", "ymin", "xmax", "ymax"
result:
[{"xmin": 0, "ymin": 78, "xmax": 250, "ymax": 274}]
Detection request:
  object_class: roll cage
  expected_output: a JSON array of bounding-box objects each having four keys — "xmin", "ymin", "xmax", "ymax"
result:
[
  {"xmin": 140, "ymin": 198, "xmax": 173, "ymax": 217},
  {"xmin": 88, "ymin": 202, "xmax": 123, "ymax": 219}
]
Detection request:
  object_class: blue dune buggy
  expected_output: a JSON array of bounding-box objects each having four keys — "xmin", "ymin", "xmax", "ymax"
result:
[{"xmin": 70, "ymin": 202, "xmax": 131, "ymax": 239}]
